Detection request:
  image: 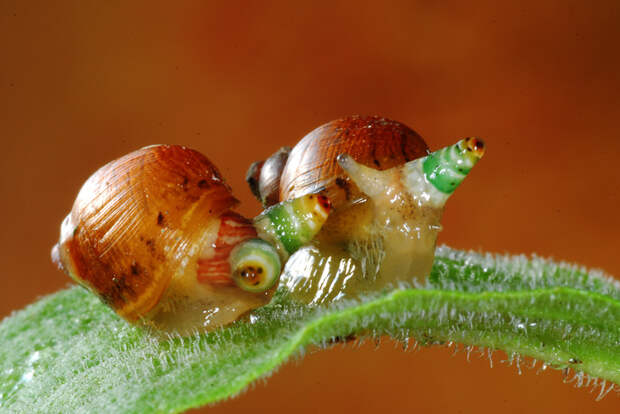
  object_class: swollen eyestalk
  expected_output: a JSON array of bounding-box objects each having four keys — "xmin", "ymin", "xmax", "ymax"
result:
[{"xmin": 229, "ymin": 194, "xmax": 332, "ymax": 292}]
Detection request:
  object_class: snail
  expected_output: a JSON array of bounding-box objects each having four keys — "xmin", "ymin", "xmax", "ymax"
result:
[
  {"xmin": 247, "ymin": 116, "xmax": 429, "ymax": 209},
  {"xmin": 51, "ymin": 145, "xmax": 332, "ymax": 335},
  {"xmin": 247, "ymin": 116, "xmax": 484, "ymax": 304}
]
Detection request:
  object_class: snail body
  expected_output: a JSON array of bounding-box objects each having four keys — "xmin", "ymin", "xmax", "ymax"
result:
[
  {"xmin": 52, "ymin": 145, "xmax": 331, "ymax": 334},
  {"xmin": 247, "ymin": 117, "xmax": 484, "ymax": 304}
]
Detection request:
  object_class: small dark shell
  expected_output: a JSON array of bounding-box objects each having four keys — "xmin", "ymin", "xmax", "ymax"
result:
[
  {"xmin": 277, "ymin": 116, "xmax": 428, "ymax": 207},
  {"xmin": 246, "ymin": 146, "xmax": 291, "ymax": 207},
  {"xmin": 53, "ymin": 145, "xmax": 237, "ymax": 321}
]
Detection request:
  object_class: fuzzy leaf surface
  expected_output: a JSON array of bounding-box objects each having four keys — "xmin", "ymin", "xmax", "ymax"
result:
[{"xmin": 0, "ymin": 247, "xmax": 618, "ymax": 413}]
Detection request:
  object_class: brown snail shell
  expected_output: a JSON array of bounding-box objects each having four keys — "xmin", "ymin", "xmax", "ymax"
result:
[
  {"xmin": 279, "ymin": 115, "xmax": 429, "ymax": 207},
  {"xmin": 249, "ymin": 115, "xmax": 429, "ymax": 209},
  {"xmin": 52, "ymin": 145, "xmax": 276, "ymax": 334}
]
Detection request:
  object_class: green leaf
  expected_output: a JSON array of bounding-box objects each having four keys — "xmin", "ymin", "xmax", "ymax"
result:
[{"xmin": 0, "ymin": 247, "xmax": 618, "ymax": 413}]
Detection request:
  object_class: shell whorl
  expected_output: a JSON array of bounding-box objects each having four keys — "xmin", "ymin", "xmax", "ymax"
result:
[
  {"xmin": 278, "ymin": 115, "xmax": 429, "ymax": 207},
  {"xmin": 53, "ymin": 145, "xmax": 237, "ymax": 321}
]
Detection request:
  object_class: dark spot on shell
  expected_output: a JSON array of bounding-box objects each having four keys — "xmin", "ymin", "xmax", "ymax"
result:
[
  {"xmin": 197, "ymin": 179, "xmax": 209, "ymax": 188},
  {"xmin": 257, "ymin": 267, "xmax": 263, "ymax": 274},
  {"xmin": 157, "ymin": 212, "xmax": 165, "ymax": 226},
  {"xmin": 130, "ymin": 262, "xmax": 141, "ymax": 275},
  {"xmin": 373, "ymin": 159, "xmax": 380, "ymax": 167},
  {"xmin": 99, "ymin": 292, "xmax": 115, "ymax": 305},
  {"xmin": 107, "ymin": 275, "xmax": 135, "ymax": 304},
  {"xmin": 182, "ymin": 176, "xmax": 189, "ymax": 190},
  {"xmin": 116, "ymin": 275, "xmax": 137, "ymax": 301},
  {"xmin": 145, "ymin": 239, "xmax": 156, "ymax": 253}
]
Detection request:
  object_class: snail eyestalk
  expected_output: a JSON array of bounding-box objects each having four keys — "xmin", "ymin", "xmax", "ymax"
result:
[
  {"xmin": 253, "ymin": 194, "xmax": 332, "ymax": 260},
  {"xmin": 230, "ymin": 239, "xmax": 281, "ymax": 293},
  {"xmin": 338, "ymin": 137, "xmax": 485, "ymax": 208},
  {"xmin": 421, "ymin": 137, "xmax": 485, "ymax": 195},
  {"xmin": 335, "ymin": 154, "xmax": 387, "ymax": 200},
  {"xmin": 232, "ymin": 193, "xmax": 332, "ymax": 293}
]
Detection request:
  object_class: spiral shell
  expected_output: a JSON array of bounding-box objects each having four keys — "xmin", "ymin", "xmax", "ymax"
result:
[
  {"xmin": 250, "ymin": 115, "xmax": 429, "ymax": 209},
  {"xmin": 53, "ymin": 145, "xmax": 239, "ymax": 319}
]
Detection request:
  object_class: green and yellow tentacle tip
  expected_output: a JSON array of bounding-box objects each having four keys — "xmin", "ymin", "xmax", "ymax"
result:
[
  {"xmin": 230, "ymin": 238, "xmax": 281, "ymax": 293},
  {"xmin": 256, "ymin": 194, "xmax": 332, "ymax": 257},
  {"xmin": 422, "ymin": 137, "xmax": 485, "ymax": 194}
]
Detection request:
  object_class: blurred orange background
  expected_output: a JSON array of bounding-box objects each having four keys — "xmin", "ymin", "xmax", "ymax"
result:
[{"xmin": 1, "ymin": 1, "xmax": 619, "ymax": 412}]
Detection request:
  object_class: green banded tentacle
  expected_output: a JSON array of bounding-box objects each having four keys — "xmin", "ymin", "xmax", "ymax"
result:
[
  {"xmin": 422, "ymin": 137, "xmax": 485, "ymax": 194},
  {"xmin": 229, "ymin": 238, "xmax": 281, "ymax": 293},
  {"xmin": 229, "ymin": 194, "xmax": 331, "ymax": 293},
  {"xmin": 253, "ymin": 194, "xmax": 331, "ymax": 259},
  {"xmin": 266, "ymin": 201, "xmax": 305, "ymax": 253}
]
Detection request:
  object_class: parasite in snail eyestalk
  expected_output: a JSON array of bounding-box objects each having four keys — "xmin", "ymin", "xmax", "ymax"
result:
[
  {"xmin": 51, "ymin": 145, "xmax": 331, "ymax": 335},
  {"xmin": 337, "ymin": 136, "xmax": 486, "ymax": 207},
  {"xmin": 247, "ymin": 116, "xmax": 486, "ymax": 305}
]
